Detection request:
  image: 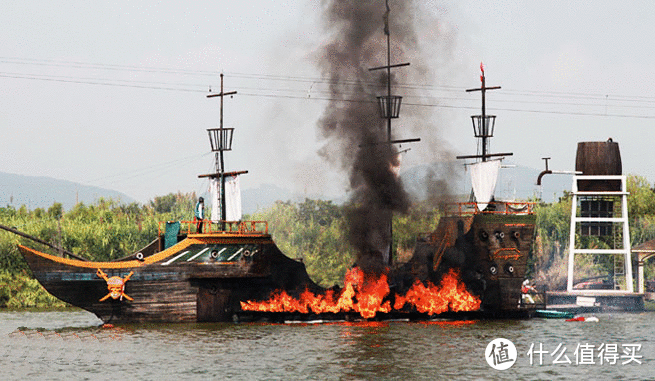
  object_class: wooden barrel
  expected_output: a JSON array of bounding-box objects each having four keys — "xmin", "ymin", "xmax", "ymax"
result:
[{"xmin": 575, "ymin": 140, "xmax": 622, "ymax": 191}]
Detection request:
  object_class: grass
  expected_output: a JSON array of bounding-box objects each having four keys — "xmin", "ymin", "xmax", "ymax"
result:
[
  {"xmin": 645, "ymin": 300, "xmax": 655, "ymax": 312},
  {"xmin": 0, "ymin": 272, "xmax": 69, "ymax": 309}
]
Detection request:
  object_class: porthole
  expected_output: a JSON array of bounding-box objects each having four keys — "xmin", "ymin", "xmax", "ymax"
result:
[{"xmin": 505, "ymin": 263, "xmax": 515, "ymax": 274}]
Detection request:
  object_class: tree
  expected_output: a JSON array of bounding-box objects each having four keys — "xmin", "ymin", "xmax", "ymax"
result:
[
  {"xmin": 151, "ymin": 193, "xmax": 178, "ymax": 214},
  {"xmin": 47, "ymin": 203, "xmax": 63, "ymax": 220},
  {"xmin": 627, "ymin": 175, "xmax": 655, "ymax": 217}
]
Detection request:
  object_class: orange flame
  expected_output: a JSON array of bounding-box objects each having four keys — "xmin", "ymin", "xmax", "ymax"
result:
[
  {"xmin": 240, "ymin": 267, "xmax": 480, "ymax": 319},
  {"xmin": 393, "ymin": 268, "xmax": 481, "ymax": 315}
]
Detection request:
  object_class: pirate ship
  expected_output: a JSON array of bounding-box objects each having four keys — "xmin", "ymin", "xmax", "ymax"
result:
[
  {"xmin": 11, "ymin": 75, "xmax": 323, "ymax": 323},
  {"xmin": 387, "ymin": 66, "xmax": 539, "ymax": 318}
]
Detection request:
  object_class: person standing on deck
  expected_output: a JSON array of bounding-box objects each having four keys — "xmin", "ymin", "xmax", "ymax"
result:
[{"xmin": 194, "ymin": 197, "xmax": 204, "ymax": 233}]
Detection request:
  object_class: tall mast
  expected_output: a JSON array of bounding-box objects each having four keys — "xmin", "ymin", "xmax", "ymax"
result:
[
  {"xmin": 201, "ymin": 74, "xmax": 247, "ymax": 229},
  {"xmin": 368, "ymin": 0, "xmax": 419, "ymax": 266},
  {"xmin": 457, "ymin": 64, "xmax": 512, "ymax": 162}
]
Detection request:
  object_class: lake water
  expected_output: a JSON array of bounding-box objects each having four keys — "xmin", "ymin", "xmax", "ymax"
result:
[{"xmin": 0, "ymin": 310, "xmax": 653, "ymax": 380}]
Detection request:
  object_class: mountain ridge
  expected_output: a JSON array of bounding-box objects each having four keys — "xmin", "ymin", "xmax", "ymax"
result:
[
  {"xmin": 0, "ymin": 164, "xmax": 571, "ymax": 213},
  {"xmin": 0, "ymin": 172, "xmax": 135, "ymax": 210}
]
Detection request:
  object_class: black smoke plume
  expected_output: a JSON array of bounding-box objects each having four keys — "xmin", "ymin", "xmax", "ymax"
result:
[{"xmin": 315, "ymin": 0, "xmax": 420, "ymax": 273}]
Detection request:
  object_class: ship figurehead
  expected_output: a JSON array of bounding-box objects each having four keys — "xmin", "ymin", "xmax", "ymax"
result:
[{"xmin": 97, "ymin": 269, "xmax": 134, "ymax": 302}]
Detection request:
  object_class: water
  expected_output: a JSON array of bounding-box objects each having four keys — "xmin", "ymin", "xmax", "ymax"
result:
[{"xmin": 0, "ymin": 310, "xmax": 653, "ymax": 380}]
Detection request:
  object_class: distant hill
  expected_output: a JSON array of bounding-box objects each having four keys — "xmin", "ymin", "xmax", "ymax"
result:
[
  {"xmin": 0, "ymin": 163, "xmax": 572, "ymax": 214},
  {"xmin": 400, "ymin": 162, "xmax": 571, "ymax": 203},
  {"xmin": 241, "ymin": 183, "xmax": 295, "ymax": 214},
  {"xmin": 0, "ymin": 172, "xmax": 135, "ymax": 210}
]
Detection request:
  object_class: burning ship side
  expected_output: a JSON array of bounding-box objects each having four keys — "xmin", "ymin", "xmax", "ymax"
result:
[
  {"xmin": 393, "ymin": 68, "xmax": 538, "ymax": 318},
  {"xmin": 396, "ymin": 204, "xmax": 536, "ymax": 318},
  {"xmin": 11, "ymin": 66, "xmax": 537, "ymax": 322}
]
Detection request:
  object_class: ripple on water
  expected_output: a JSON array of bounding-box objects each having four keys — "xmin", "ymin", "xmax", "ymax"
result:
[{"xmin": 0, "ymin": 311, "xmax": 653, "ymax": 380}]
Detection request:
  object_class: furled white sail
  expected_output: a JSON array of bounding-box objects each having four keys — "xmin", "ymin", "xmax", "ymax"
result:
[
  {"xmin": 470, "ymin": 160, "xmax": 501, "ymax": 211},
  {"xmin": 209, "ymin": 175, "xmax": 243, "ymax": 222},
  {"xmin": 225, "ymin": 175, "xmax": 242, "ymax": 221},
  {"xmin": 209, "ymin": 178, "xmax": 221, "ymax": 222}
]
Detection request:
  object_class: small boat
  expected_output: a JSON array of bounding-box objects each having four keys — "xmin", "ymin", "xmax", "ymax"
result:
[
  {"xmin": 535, "ymin": 309, "xmax": 575, "ymax": 319},
  {"xmin": 566, "ymin": 316, "xmax": 599, "ymax": 322}
]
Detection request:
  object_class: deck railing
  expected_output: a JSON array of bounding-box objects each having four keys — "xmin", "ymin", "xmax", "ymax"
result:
[
  {"xmin": 449, "ymin": 202, "xmax": 535, "ymax": 216},
  {"xmin": 415, "ymin": 202, "xmax": 535, "ymax": 243},
  {"xmin": 158, "ymin": 220, "xmax": 269, "ymax": 236}
]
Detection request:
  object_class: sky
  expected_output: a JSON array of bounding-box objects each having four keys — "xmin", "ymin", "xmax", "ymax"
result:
[{"xmin": 1, "ymin": 1, "xmax": 655, "ymax": 204}]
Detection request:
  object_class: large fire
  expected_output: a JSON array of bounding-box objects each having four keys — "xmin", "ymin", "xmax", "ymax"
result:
[{"xmin": 240, "ymin": 267, "xmax": 480, "ymax": 319}]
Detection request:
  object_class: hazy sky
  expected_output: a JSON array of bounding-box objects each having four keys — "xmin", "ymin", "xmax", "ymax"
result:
[{"xmin": 2, "ymin": 1, "xmax": 654, "ymax": 203}]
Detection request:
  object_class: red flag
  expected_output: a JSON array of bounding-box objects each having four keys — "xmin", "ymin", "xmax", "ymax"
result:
[{"xmin": 480, "ymin": 62, "xmax": 485, "ymax": 83}]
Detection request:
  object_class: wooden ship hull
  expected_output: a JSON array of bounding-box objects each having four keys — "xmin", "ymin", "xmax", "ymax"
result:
[
  {"xmin": 18, "ymin": 222, "xmax": 322, "ymax": 324},
  {"xmin": 392, "ymin": 203, "xmax": 538, "ymax": 318}
]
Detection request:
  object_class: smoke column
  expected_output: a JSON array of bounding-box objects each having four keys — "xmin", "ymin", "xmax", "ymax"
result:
[{"xmin": 315, "ymin": 0, "xmax": 421, "ymax": 272}]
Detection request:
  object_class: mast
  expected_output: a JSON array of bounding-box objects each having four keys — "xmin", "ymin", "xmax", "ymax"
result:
[
  {"xmin": 368, "ymin": 0, "xmax": 419, "ymax": 266},
  {"xmin": 202, "ymin": 74, "xmax": 246, "ymax": 229},
  {"xmin": 457, "ymin": 64, "xmax": 512, "ymax": 162},
  {"xmin": 455, "ymin": 65, "xmax": 513, "ymax": 210}
]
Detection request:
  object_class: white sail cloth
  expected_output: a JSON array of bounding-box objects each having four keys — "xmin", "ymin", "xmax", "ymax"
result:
[
  {"xmin": 470, "ymin": 160, "xmax": 501, "ymax": 211},
  {"xmin": 209, "ymin": 175, "xmax": 242, "ymax": 222},
  {"xmin": 225, "ymin": 175, "xmax": 242, "ymax": 221},
  {"xmin": 210, "ymin": 178, "xmax": 220, "ymax": 222}
]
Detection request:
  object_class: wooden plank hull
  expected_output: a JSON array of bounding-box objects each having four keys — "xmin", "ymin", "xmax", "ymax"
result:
[
  {"xmin": 19, "ymin": 234, "xmax": 321, "ymax": 324},
  {"xmin": 393, "ymin": 212, "xmax": 538, "ymax": 317}
]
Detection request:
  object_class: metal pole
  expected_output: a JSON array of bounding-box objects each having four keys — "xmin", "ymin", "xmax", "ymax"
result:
[
  {"xmin": 386, "ymin": 0, "xmax": 393, "ymax": 267},
  {"xmin": 219, "ymin": 74, "xmax": 226, "ymax": 229},
  {"xmin": 567, "ymin": 177, "xmax": 578, "ymax": 292}
]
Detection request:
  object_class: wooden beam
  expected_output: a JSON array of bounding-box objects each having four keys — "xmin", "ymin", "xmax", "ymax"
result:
[
  {"xmin": 358, "ymin": 138, "xmax": 421, "ymax": 147},
  {"xmin": 207, "ymin": 90, "xmax": 237, "ymax": 98},
  {"xmin": 0, "ymin": 223, "xmax": 87, "ymax": 261},
  {"xmin": 369, "ymin": 62, "xmax": 410, "ymax": 71},
  {"xmin": 198, "ymin": 170, "xmax": 249, "ymax": 179},
  {"xmin": 456, "ymin": 152, "xmax": 513, "ymax": 160}
]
